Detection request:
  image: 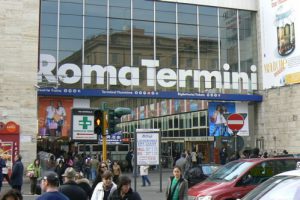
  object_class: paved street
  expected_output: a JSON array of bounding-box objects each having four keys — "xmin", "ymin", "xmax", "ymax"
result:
[{"xmin": 1, "ymin": 169, "xmax": 172, "ymax": 200}]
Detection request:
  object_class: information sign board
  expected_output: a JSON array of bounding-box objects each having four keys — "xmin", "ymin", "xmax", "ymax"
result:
[{"xmin": 136, "ymin": 129, "xmax": 160, "ymax": 165}]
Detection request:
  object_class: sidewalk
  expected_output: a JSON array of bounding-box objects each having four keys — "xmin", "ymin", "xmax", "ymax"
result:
[{"xmin": 1, "ymin": 168, "xmax": 172, "ymax": 200}]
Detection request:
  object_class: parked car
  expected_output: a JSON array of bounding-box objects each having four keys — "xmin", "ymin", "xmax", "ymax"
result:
[
  {"xmin": 241, "ymin": 169, "xmax": 300, "ymax": 200},
  {"xmin": 188, "ymin": 157, "xmax": 300, "ymax": 200},
  {"xmin": 185, "ymin": 164, "xmax": 220, "ymax": 188}
]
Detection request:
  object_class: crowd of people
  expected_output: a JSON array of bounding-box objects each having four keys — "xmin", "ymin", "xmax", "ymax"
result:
[{"xmin": 1, "ymin": 147, "xmax": 292, "ymax": 200}]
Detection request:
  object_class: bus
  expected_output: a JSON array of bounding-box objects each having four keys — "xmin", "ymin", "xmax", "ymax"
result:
[{"xmin": 77, "ymin": 143, "xmax": 130, "ymax": 170}]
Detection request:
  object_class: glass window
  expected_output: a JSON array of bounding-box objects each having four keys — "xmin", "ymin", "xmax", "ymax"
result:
[
  {"xmin": 274, "ymin": 160, "xmax": 298, "ymax": 174},
  {"xmin": 239, "ymin": 10, "xmax": 258, "ymax": 93},
  {"xmin": 156, "ymin": 2, "xmax": 176, "ymax": 92},
  {"xmin": 84, "ymin": 1, "xmax": 107, "ymax": 89},
  {"xmin": 174, "ymin": 115, "xmax": 179, "ymax": 129},
  {"xmin": 178, "ymin": 4, "xmax": 198, "ymax": 93},
  {"xmin": 168, "ymin": 116, "xmax": 173, "ymax": 129},
  {"xmin": 192, "ymin": 112, "xmax": 199, "ymax": 127},
  {"xmin": 219, "ymin": 8, "xmax": 238, "ymax": 73},
  {"xmin": 200, "ymin": 111, "xmax": 207, "ymax": 126},
  {"xmin": 110, "ymin": 0, "xmax": 131, "ymax": 19},
  {"xmin": 133, "ymin": 0, "xmax": 153, "ymax": 21}
]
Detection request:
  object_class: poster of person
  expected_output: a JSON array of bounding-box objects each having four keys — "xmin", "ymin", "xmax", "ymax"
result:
[
  {"xmin": 160, "ymin": 100, "xmax": 168, "ymax": 116},
  {"xmin": 140, "ymin": 106, "xmax": 145, "ymax": 119},
  {"xmin": 148, "ymin": 103, "xmax": 156, "ymax": 117},
  {"xmin": 38, "ymin": 97, "xmax": 73, "ymax": 137},
  {"xmin": 208, "ymin": 102, "xmax": 249, "ymax": 137},
  {"xmin": 0, "ymin": 142, "xmax": 13, "ymax": 173}
]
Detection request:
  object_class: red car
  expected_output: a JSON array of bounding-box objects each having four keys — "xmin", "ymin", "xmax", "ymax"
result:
[{"xmin": 188, "ymin": 157, "xmax": 300, "ymax": 200}]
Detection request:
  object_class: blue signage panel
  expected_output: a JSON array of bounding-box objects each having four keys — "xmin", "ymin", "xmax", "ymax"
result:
[{"xmin": 38, "ymin": 88, "xmax": 263, "ymax": 102}]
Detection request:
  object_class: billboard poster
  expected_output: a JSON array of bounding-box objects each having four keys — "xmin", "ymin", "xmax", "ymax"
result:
[
  {"xmin": 72, "ymin": 108, "xmax": 97, "ymax": 141},
  {"xmin": 261, "ymin": 0, "xmax": 300, "ymax": 89},
  {"xmin": 38, "ymin": 97, "xmax": 73, "ymax": 137},
  {"xmin": 208, "ymin": 102, "xmax": 249, "ymax": 136}
]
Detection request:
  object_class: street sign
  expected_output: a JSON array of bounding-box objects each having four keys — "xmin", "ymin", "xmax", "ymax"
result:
[
  {"xmin": 227, "ymin": 113, "xmax": 244, "ymax": 131},
  {"xmin": 71, "ymin": 108, "xmax": 98, "ymax": 141}
]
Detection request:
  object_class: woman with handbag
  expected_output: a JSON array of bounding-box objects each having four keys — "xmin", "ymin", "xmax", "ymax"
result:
[
  {"xmin": 166, "ymin": 165, "xmax": 188, "ymax": 200},
  {"xmin": 26, "ymin": 158, "xmax": 41, "ymax": 195}
]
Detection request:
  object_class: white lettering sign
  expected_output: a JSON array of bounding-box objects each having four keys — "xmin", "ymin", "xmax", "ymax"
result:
[{"xmin": 38, "ymin": 54, "xmax": 257, "ymax": 90}]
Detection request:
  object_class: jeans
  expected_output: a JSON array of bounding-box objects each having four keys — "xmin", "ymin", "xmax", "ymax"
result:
[
  {"xmin": 142, "ymin": 175, "xmax": 151, "ymax": 186},
  {"xmin": 91, "ymin": 168, "xmax": 97, "ymax": 181}
]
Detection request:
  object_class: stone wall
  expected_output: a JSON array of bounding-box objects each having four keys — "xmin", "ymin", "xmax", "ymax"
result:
[
  {"xmin": 0, "ymin": 0, "xmax": 40, "ymax": 167},
  {"xmin": 255, "ymin": 84, "xmax": 300, "ymax": 154}
]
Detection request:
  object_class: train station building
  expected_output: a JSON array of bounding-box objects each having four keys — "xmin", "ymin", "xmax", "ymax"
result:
[{"xmin": 1, "ymin": 0, "xmax": 300, "ymax": 166}]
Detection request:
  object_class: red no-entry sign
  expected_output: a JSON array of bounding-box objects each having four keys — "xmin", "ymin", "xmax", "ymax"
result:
[{"xmin": 227, "ymin": 113, "xmax": 244, "ymax": 131}]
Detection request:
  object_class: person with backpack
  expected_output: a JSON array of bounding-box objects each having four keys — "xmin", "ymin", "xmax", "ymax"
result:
[{"xmin": 166, "ymin": 165, "xmax": 188, "ymax": 200}]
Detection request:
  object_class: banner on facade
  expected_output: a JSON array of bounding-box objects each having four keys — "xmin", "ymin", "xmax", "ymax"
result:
[
  {"xmin": 208, "ymin": 102, "xmax": 249, "ymax": 137},
  {"xmin": 38, "ymin": 97, "xmax": 73, "ymax": 138},
  {"xmin": 260, "ymin": 0, "xmax": 300, "ymax": 89}
]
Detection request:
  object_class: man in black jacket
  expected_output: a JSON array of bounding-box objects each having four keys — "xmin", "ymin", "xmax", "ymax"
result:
[
  {"xmin": 10, "ymin": 154, "xmax": 24, "ymax": 192},
  {"xmin": 108, "ymin": 175, "xmax": 141, "ymax": 200},
  {"xmin": 59, "ymin": 167, "xmax": 88, "ymax": 200}
]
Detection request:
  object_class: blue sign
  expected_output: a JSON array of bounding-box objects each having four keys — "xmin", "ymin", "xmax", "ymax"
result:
[{"xmin": 38, "ymin": 88, "xmax": 263, "ymax": 102}]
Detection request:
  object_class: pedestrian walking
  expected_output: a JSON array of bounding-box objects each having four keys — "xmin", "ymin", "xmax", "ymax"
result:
[
  {"xmin": 125, "ymin": 149, "xmax": 133, "ymax": 173},
  {"xmin": 55, "ymin": 159, "xmax": 66, "ymax": 185},
  {"xmin": 0, "ymin": 155, "xmax": 6, "ymax": 192},
  {"xmin": 112, "ymin": 161, "xmax": 121, "ymax": 185},
  {"xmin": 140, "ymin": 165, "xmax": 151, "ymax": 187},
  {"xmin": 0, "ymin": 189, "xmax": 23, "ymax": 200},
  {"xmin": 90, "ymin": 155, "xmax": 99, "ymax": 182},
  {"xmin": 91, "ymin": 162, "xmax": 109, "ymax": 191},
  {"xmin": 26, "ymin": 158, "xmax": 41, "ymax": 195},
  {"xmin": 10, "ymin": 154, "xmax": 24, "ymax": 192},
  {"xmin": 75, "ymin": 171, "xmax": 92, "ymax": 200},
  {"xmin": 108, "ymin": 175, "xmax": 141, "ymax": 200},
  {"xmin": 36, "ymin": 171, "xmax": 69, "ymax": 200},
  {"xmin": 165, "ymin": 165, "xmax": 188, "ymax": 200},
  {"xmin": 175, "ymin": 153, "xmax": 187, "ymax": 174},
  {"xmin": 59, "ymin": 167, "xmax": 88, "ymax": 200},
  {"xmin": 91, "ymin": 170, "xmax": 117, "ymax": 200},
  {"xmin": 2, "ymin": 165, "xmax": 10, "ymax": 184}
]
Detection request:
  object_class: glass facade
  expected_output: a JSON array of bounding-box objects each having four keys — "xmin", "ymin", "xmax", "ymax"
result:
[
  {"xmin": 39, "ymin": 0, "xmax": 258, "ymax": 93},
  {"xmin": 38, "ymin": 0, "xmax": 258, "ymax": 154}
]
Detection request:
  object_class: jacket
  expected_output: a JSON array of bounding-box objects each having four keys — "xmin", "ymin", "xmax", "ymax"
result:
[
  {"xmin": 59, "ymin": 180, "xmax": 88, "ymax": 200},
  {"xmin": 27, "ymin": 163, "xmax": 41, "ymax": 178},
  {"xmin": 140, "ymin": 165, "xmax": 149, "ymax": 176},
  {"xmin": 165, "ymin": 176, "xmax": 188, "ymax": 200},
  {"xmin": 108, "ymin": 188, "xmax": 142, "ymax": 200},
  {"xmin": 91, "ymin": 181, "xmax": 117, "ymax": 200},
  {"xmin": 10, "ymin": 160, "xmax": 24, "ymax": 187}
]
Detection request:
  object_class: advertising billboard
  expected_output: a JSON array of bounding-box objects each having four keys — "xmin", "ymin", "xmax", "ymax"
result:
[
  {"xmin": 261, "ymin": 0, "xmax": 299, "ymax": 89},
  {"xmin": 208, "ymin": 102, "xmax": 249, "ymax": 136},
  {"xmin": 38, "ymin": 97, "xmax": 73, "ymax": 137}
]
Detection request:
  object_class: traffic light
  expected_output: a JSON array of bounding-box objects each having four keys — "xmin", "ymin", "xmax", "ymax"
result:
[
  {"xmin": 94, "ymin": 109, "xmax": 103, "ymax": 135},
  {"xmin": 108, "ymin": 107, "xmax": 131, "ymax": 134}
]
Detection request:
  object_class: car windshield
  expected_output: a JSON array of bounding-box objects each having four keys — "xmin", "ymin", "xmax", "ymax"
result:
[
  {"xmin": 243, "ymin": 176, "xmax": 300, "ymax": 200},
  {"xmin": 208, "ymin": 161, "xmax": 253, "ymax": 182}
]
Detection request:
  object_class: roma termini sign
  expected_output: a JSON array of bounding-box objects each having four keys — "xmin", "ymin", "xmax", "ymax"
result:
[{"xmin": 38, "ymin": 54, "xmax": 257, "ymax": 91}]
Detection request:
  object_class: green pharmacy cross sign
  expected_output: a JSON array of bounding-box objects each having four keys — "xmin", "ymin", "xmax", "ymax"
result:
[
  {"xmin": 72, "ymin": 108, "xmax": 97, "ymax": 141},
  {"xmin": 79, "ymin": 116, "xmax": 92, "ymax": 129}
]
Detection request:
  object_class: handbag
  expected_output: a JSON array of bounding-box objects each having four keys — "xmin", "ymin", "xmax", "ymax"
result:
[{"xmin": 26, "ymin": 170, "xmax": 34, "ymax": 178}]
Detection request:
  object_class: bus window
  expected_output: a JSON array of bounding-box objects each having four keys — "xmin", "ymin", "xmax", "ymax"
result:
[
  {"xmin": 107, "ymin": 145, "xmax": 116, "ymax": 151},
  {"xmin": 118, "ymin": 144, "xmax": 129, "ymax": 152},
  {"xmin": 92, "ymin": 145, "xmax": 102, "ymax": 152},
  {"xmin": 79, "ymin": 145, "xmax": 90, "ymax": 152}
]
